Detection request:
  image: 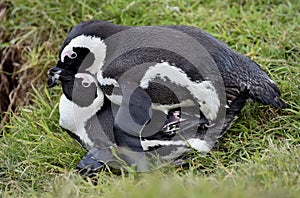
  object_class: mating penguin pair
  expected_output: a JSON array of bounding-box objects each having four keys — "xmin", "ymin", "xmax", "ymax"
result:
[{"xmin": 48, "ymin": 20, "xmax": 286, "ymax": 173}]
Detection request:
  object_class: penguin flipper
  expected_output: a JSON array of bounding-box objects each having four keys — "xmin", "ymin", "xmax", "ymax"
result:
[
  {"xmin": 113, "ymin": 86, "xmax": 152, "ymax": 171},
  {"xmin": 221, "ymin": 90, "xmax": 249, "ymax": 136}
]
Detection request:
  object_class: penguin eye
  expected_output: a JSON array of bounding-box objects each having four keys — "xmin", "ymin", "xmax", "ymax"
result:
[
  {"xmin": 82, "ymin": 81, "xmax": 91, "ymax": 88},
  {"xmin": 61, "ymin": 50, "xmax": 77, "ymax": 62},
  {"xmin": 70, "ymin": 52, "xmax": 77, "ymax": 59}
]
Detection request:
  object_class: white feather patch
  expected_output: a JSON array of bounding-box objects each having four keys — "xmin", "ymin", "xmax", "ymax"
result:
[
  {"xmin": 140, "ymin": 62, "xmax": 220, "ymax": 120},
  {"xmin": 97, "ymin": 71, "xmax": 119, "ymax": 87},
  {"xmin": 106, "ymin": 93, "xmax": 194, "ymax": 115},
  {"xmin": 75, "ymin": 73, "xmax": 97, "ymax": 87},
  {"xmin": 141, "ymin": 138, "xmax": 210, "ymax": 152},
  {"xmin": 59, "ymin": 76, "xmax": 105, "ymax": 147},
  {"xmin": 151, "ymin": 99, "xmax": 194, "ymax": 114},
  {"xmin": 61, "ymin": 35, "xmax": 107, "ymax": 74},
  {"xmin": 106, "ymin": 94, "xmax": 123, "ymax": 105}
]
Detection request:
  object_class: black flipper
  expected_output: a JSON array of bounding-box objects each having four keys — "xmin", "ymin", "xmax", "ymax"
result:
[
  {"xmin": 113, "ymin": 85, "xmax": 152, "ymax": 171},
  {"xmin": 221, "ymin": 90, "xmax": 249, "ymax": 136}
]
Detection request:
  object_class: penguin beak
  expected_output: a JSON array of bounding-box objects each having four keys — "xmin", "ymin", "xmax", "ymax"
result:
[{"xmin": 47, "ymin": 67, "xmax": 63, "ymax": 88}]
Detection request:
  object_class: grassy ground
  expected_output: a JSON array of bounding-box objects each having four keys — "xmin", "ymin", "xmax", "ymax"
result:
[{"xmin": 0, "ymin": 0, "xmax": 299, "ymax": 197}]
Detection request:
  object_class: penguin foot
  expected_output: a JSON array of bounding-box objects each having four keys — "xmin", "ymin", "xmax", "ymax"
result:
[
  {"xmin": 76, "ymin": 147, "xmax": 113, "ymax": 175},
  {"xmin": 173, "ymin": 155, "xmax": 192, "ymax": 167},
  {"xmin": 198, "ymin": 116, "xmax": 210, "ymax": 129},
  {"xmin": 161, "ymin": 120, "xmax": 181, "ymax": 136},
  {"xmin": 161, "ymin": 110, "xmax": 186, "ymax": 135}
]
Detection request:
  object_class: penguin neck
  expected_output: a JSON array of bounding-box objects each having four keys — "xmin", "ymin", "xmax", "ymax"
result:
[{"xmin": 62, "ymin": 80, "xmax": 102, "ymax": 108}]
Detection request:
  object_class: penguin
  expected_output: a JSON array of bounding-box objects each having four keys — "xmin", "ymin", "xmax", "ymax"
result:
[
  {"xmin": 48, "ymin": 69, "xmax": 205, "ymax": 172},
  {"xmin": 48, "ymin": 20, "xmax": 286, "ymax": 172},
  {"xmin": 48, "ymin": 70, "xmax": 117, "ymax": 172}
]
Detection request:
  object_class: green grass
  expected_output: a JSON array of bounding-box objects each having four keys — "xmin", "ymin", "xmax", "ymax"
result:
[{"xmin": 1, "ymin": 0, "xmax": 299, "ymax": 197}]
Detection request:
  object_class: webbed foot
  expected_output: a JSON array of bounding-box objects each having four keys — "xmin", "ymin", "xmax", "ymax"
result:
[{"xmin": 77, "ymin": 147, "xmax": 113, "ymax": 175}]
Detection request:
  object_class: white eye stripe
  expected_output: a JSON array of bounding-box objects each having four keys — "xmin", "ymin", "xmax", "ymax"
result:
[
  {"xmin": 82, "ymin": 81, "xmax": 91, "ymax": 87},
  {"xmin": 75, "ymin": 73, "xmax": 96, "ymax": 88},
  {"xmin": 60, "ymin": 35, "xmax": 106, "ymax": 73},
  {"xmin": 70, "ymin": 52, "xmax": 77, "ymax": 59},
  {"xmin": 140, "ymin": 62, "xmax": 220, "ymax": 121},
  {"xmin": 61, "ymin": 50, "xmax": 77, "ymax": 62}
]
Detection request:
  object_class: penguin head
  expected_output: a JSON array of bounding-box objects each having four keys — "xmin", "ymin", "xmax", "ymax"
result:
[
  {"xmin": 48, "ymin": 20, "xmax": 126, "ymax": 88},
  {"xmin": 55, "ymin": 71, "xmax": 101, "ymax": 108},
  {"xmin": 47, "ymin": 34, "xmax": 105, "ymax": 88},
  {"xmin": 71, "ymin": 73, "xmax": 99, "ymax": 107}
]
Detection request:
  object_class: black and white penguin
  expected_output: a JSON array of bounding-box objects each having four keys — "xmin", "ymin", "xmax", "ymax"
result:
[
  {"xmin": 48, "ymin": 71, "xmax": 116, "ymax": 172},
  {"xmin": 48, "ymin": 20, "xmax": 286, "ymax": 172},
  {"xmin": 48, "ymin": 70, "xmax": 209, "ymax": 171}
]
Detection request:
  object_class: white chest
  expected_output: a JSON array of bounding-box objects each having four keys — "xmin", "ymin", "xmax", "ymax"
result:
[{"xmin": 59, "ymin": 92, "xmax": 104, "ymax": 147}]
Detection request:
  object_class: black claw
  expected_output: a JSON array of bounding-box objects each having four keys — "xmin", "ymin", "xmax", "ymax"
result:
[{"xmin": 77, "ymin": 156, "xmax": 104, "ymax": 174}]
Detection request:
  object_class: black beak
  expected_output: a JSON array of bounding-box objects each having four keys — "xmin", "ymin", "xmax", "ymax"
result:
[{"xmin": 47, "ymin": 67, "xmax": 63, "ymax": 88}]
